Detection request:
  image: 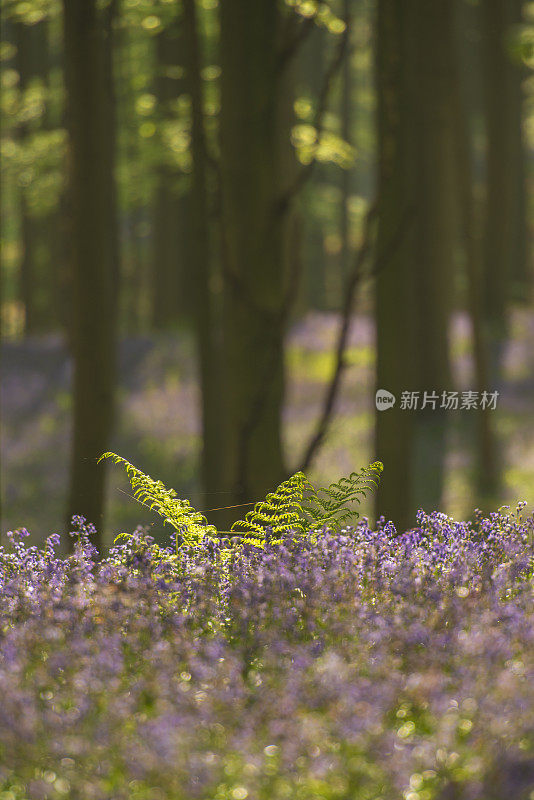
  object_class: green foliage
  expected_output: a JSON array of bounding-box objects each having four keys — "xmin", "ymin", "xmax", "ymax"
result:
[
  {"xmin": 102, "ymin": 451, "xmax": 383, "ymax": 551},
  {"xmin": 1, "ymin": 0, "xmax": 61, "ymax": 25},
  {"xmin": 99, "ymin": 452, "xmax": 217, "ymax": 548},
  {"xmin": 231, "ymin": 461, "xmax": 383, "ymax": 544},
  {"xmin": 301, "ymin": 461, "xmax": 383, "ymax": 531},
  {"xmin": 230, "ymin": 471, "xmax": 311, "ymax": 544},
  {"xmin": 285, "ymin": 0, "xmax": 347, "ymax": 35},
  {"xmin": 292, "ymin": 123, "xmax": 356, "ymax": 168}
]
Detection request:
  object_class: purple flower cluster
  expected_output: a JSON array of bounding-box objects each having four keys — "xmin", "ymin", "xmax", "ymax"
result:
[{"xmin": 1, "ymin": 507, "xmax": 533, "ymax": 799}]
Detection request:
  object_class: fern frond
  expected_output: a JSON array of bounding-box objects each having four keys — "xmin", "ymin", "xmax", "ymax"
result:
[
  {"xmin": 230, "ymin": 471, "xmax": 310, "ymax": 545},
  {"xmin": 302, "ymin": 461, "xmax": 383, "ymax": 532},
  {"xmin": 228, "ymin": 462, "xmax": 383, "ymax": 543},
  {"xmin": 228, "ymin": 463, "xmax": 383, "ymax": 543},
  {"xmin": 100, "ymin": 452, "xmax": 217, "ymax": 547},
  {"xmin": 102, "ymin": 451, "xmax": 383, "ymax": 552}
]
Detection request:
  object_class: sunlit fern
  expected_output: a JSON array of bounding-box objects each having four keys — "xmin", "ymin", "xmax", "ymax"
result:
[
  {"xmin": 229, "ymin": 471, "xmax": 310, "ymax": 546},
  {"xmin": 301, "ymin": 461, "xmax": 384, "ymax": 532},
  {"xmin": 102, "ymin": 452, "xmax": 383, "ymax": 551},
  {"xmin": 231, "ymin": 461, "xmax": 384, "ymax": 545},
  {"xmin": 99, "ymin": 452, "xmax": 217, "ymax": 548}
]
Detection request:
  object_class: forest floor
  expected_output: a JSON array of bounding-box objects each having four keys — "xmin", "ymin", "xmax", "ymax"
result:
[{"xmin": 2, "ymin": 308, "xmax": 533, "ymax": 546}]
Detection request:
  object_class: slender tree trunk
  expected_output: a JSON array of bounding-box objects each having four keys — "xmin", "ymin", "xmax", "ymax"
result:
[
  {"xmin": 12, "ymin": 19, "xmax": 60, "ymax": 334},
  {"xmin": 304, "ymin": 226, "xmax": 328, "ymax": 312},
  {"xmin": 481, "ymin": 0, "xmax": 526, "ymax": 377},
  {"xmin": 374, "ymin": 0, "xmax": 455, "ymax": 530},
  {"xmin": 339, "ymin": 0, "xmax": 352, "ymax": 287},
  {"xmin": 64, "ymin": 0, "xmax": 119, "ymax": 547},
  {"xmin": 152, "ymin": 180, "xmax": 185, "ymax": 328},
  {"xmin": 451, "ymin": 0, "xmax": 501, "ymax": 508},
  {"xmin": 17, "ymin": 192, "xmax": 34, "ymax": 332},
  {"xmin": 151, "ymin": 16, "xmax": 188, "ymax": 330},
  {"xmin": 374, "ymin": 0, "xmax": 416, "ymax": 531},
  {"xmin": 182, "ymin": 0, "xmax": 231, "ymax": 529},
  {"xmin": 116, "ymin": 25, "xmax": 146, "ymax": 333},
  {"xmin": 219, "ymin": 0, "xmax": 291, "ymax": 508},
  {"xmin": 411, "ymin": 1, "xmax": 455, "ymax": 514},
  {"xmin": 508, "ymin": 2, "xmax": 529, "ymax": 302},
  {"xmin": 299, "ymin": 23, "xmax": 329, "ymax": 312},
  {"xmin": 14, "ymin": 21, "xmax": 36, "ymax": 335},
  {"xmin": 0, "ymin": 213, "xmax": 3, "ymax": 532},
  {"xmin": 510, "ymin": 109, "xmax": 529, "ymax": 301}
]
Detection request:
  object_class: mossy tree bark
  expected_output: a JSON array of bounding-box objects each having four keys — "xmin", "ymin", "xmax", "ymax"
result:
[
  {"xmin": 219, "ymin": 0, "xmax": 294, "ymax": 510},
  {"xmin": 374, "ymin": 0, "xmax": 454, "ymax": 531},
  {"xmin": 64, "ymin": 0, "xmax": 119, "ymax": 547}
]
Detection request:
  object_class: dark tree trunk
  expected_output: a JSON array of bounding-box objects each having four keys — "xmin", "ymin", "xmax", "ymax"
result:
[
  {"xmin": 219, "ymin": 0, "xmax": 292, "ymax": 509},
  {"xmin": 299, "ymin": 23, "xmax": 329, "ymax": 312},
  {"xmin": 339, "ymin": 0, "xmax": 352, "ymax": 287},
  {"xmin": 374, "ymin": 0, "xmax": 417, "ymax": 531},
  {"xmin": 64, "ymin": 0, "xmax": 119, "ymax": 547},
  {"xmin": 182, "ymin": 0, "xmax": 231, "ymax": 528},
  {"xmin": 12, "ymin": 19, "xmax": 62, "ymax": 334},
  {"xmin": 374, "ymin": 0, "xmax": 455, "ymax": 531},
  {"xmin": 451, "ymin": 0, "xmax": 501, "ymax": 509},
  {"xmin": 17, "ymin": 191, "xmax": 35, "ymax": 333},
  {"xmin": 151, "ymin": 15, "xmax": 188, "ymax": 330},
  {"xmin": 116, "ymin": 25, "xmax": 147, "ymax": 333},
  {"xmin": 13, "ymin": 21, "xmax": 42, "ymax": 334},
  {"xmin": 482, "ymin": 0, "xmax": 527, "ymax": 377}
]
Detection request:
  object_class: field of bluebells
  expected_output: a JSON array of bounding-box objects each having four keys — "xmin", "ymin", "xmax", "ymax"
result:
[{"xmin": 1, "ymin": 505, "xmax": 533, "ymax": 800}]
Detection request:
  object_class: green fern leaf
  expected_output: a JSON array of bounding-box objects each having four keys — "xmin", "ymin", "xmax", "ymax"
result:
[
  {"xmin": 230, "ymin": 471, "xmax": 310, "ymax": 544},
  {"xmin": 229, "ymin": 462, "xmax": 383, "ymax": 543},
  {"xmin": 302, "ymin": 461, "xmax": 383, "ymax": 532},
  {"xmin": 100, "ymin": 452, "xmax": 217, "ymax": 547},
  {"xmin": 102, "ymin": 451, "xmax": 383, "ymax": 552}
]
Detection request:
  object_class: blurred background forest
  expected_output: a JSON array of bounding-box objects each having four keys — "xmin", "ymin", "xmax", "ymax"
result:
[{"xmin": 1, "ymin": 0, "xmax": 533, "ymax": 549}]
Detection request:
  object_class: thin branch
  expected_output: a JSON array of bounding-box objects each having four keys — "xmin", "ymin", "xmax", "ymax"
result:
[
  {"xmin": 296, "ymin": 203, "xmax": 376, "ymax": 474},
  {"xmin": 277, "ymin": 19, "xmax": 350, "ymax": 214},
  {"xmin": 278, "ymin": 13, "xmax": 317, "ymax": 74},
  {"xmin": 295, "ymin": 200, "xmax": 415, "ymax": 475}
]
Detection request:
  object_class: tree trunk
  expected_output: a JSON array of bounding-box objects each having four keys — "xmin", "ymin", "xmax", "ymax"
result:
[
  {"xmin": 299, "ymin": 23, "xmax": 329, "ymax": 312},
  {"xmin": 451, "ymin": 0, "xmax": 501, "ymax": 508},
  {"xmin": 482, "ymin": 0, "xmax": 526, "ymax": 378},
  {"xmin": 411, "ymin": 1, "xmax": 455, "ymax": 515},
  {"xmin": 14, "ymin": 21, "xmax": 38, "ymax": 335},
  {"xmin": 12, "ymin": 19, "xmax": 61, "ymax": 334},
  {"xmin": 116, "ymin": 24, "xmax": 147, "ymax": 333},
  {"xmin": 182, "ymin": 0, "xmax": 231, "ymax": 529},
  {"xmin": 151, "ymin": 15, "xmax": 188, "ymax": 330},
  {"xmin": 64, "ymin": 0, "xmax": 119, "ymax": 547},
  {"xmin": 339, "ymin": 0, "xmax": 352, "ymax": 287},
  {"xmin": 219, "ymin": 0, "xmax": 291, "ymax": 509},
  {"xmin": 374, "ymin": 0, "xmax": 455, "ymax": 531}
]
